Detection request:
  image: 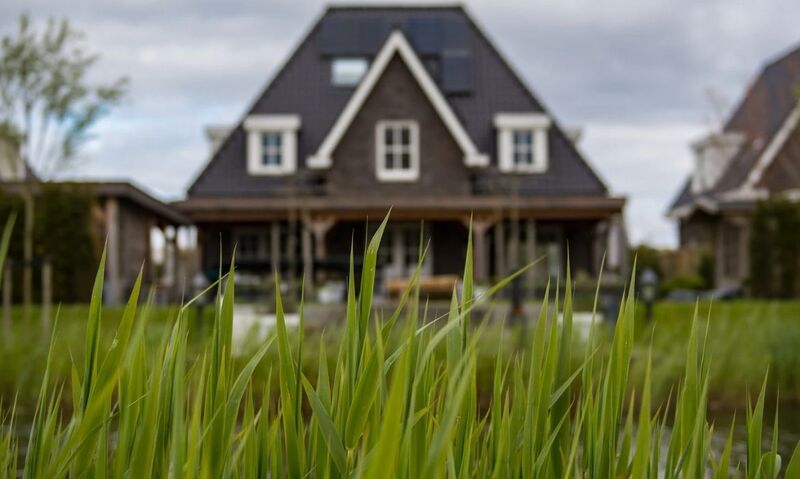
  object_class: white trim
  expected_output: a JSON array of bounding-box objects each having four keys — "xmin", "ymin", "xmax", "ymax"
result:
[
  {"xmin": 666, "ymin": 196, "xmax": 720, "ymax": 220},
  {"xmin": 244, "ymin": 114, "xmax": 301, "ymax": 131},
  {"xmin": 308, "ymin": 30, "xmax": 487, "ymax": 169},
  {"xmin": 718, "ymin": 187, "xmax": 768, "ymax": 202},
  {"xmin": 375, "ymin": 120, "xmax": 420, "ymax": 182},
  {"xmin": 742, "ymin": 104, "xmax": 800, "ymax": 190},
  {"xmin": 494, "ymin": 113, "xmax": 552, "ymax": 130},
  {"xmin": 494, "ymin": 113, "xmax": 551, "ymax": 173},
  {"xmin": 245, "ymin": 114, "xmax": 301, "ymax": 176}
]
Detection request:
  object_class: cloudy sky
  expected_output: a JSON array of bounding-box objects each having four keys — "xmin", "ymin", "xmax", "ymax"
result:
[{"xmin": 2, "ymin": 0, "xmax": 799, "ymax": 247}]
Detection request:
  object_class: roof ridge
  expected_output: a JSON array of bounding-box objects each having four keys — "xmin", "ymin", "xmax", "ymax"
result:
[{"xmin": 326, "ymin": 3, "xmax": 465, "ymax": 11}]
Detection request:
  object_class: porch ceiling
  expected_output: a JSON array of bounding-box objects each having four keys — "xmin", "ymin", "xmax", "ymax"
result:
[{"xmin": 174, "ymin": 195, "xmax": 626, "ymax": 222}]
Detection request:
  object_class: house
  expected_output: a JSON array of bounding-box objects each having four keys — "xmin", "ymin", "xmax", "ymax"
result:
[
  {"xmin": 668, "ymin": 44, "xmax": 800, "ymax": 290},
  {"xmin": 176, "ymin": 5, "xmax": 627, "ymax": 295},
  {"xmin": 0, "ymin": 134, "xmax": 190, "ymax": 305}
]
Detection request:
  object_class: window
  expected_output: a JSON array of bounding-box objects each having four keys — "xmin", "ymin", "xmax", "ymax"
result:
[
  {"xmin": 244, "ymin": 115, "xmax": 301, "ymax": 175},
  {"xmin": 375, "ymin": 120, "xmax": 419, "ymax": 181},
  {"xmin": 512, "ymin": 130, "xmax": 534, "ymax": 167},
  {"xmin": 234, "ymin": 229, "xmax": 268, "ymax": 260},
  {"xmin": 332, "ymin": 58, "xmax": 368, "ymax": 86},
  {"xmin": 261, "ymin": 132, "xmax": 282, "ymax": 166},
  {"xmin": 494, "ymin": 113, "xmax": 551, "ymax": 173}
]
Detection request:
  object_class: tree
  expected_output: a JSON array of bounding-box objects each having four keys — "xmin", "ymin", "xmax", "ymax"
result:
[{"xmin": 0, "ymin": 14, "xmax": 127, "ymax": 318}]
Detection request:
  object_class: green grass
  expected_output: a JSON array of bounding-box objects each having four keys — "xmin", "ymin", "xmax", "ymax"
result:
[
  {"xmin": 0, "ymin": 214, "xmax": 799, "ymax": 477},
  {"xmin": 633, "ymin": 302, "xmax": 800, "ymax": 408}
]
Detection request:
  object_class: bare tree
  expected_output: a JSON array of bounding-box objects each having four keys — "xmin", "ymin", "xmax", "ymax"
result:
[{"xmin": 0, "ymin": 14, "xmax": 127, "ymax": 318}]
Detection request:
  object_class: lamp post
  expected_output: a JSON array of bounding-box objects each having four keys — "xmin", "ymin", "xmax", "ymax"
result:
[{"xmin": 640, "ymin": 267, "xmax": 659, "ymax": 322}]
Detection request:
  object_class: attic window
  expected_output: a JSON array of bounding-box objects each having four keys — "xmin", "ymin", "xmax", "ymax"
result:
[
  {"xmin": 494, "ymin": 113, "xmax": 552, "ymax": 174},
  {"xmin": 331, "ymin": 57, "xmax": 368, "ymax": 86}
]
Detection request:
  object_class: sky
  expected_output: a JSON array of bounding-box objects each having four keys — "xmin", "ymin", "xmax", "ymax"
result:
[{"xmin": 2, "ymin": 0, "xmax": 799, "ymax": 248}]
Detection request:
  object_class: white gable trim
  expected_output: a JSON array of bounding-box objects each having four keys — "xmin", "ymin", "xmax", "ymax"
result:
[
  {"xmin": 666, "ymin": 196, "xmax": 719, "ymax": 220},
  {"xmin": 741, "ymin": 104, "xmax": 800, "ymax": 190},
  {"xmin": 307, "ymin": 30, "xmax": 488, "ymax": 169}
]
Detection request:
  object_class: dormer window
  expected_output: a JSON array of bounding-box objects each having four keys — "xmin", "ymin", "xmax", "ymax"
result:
[
  {"xmin": 261, "ymin": 132, "xmax": 283, "ymax": 166},
  {"xmin": 494, "ymin": 113, "xmax": 551, "ymax": 173},
  {"xmin": 375, "ymin": 120, "xmax": 419, "ymax": 182},
  {"xmin": 512, "ymin": 130, "xmax": 535, "ymax": 167},
  {"xmin": 244, "ymin": 114, "xmax": 301, "ymax": 175}
]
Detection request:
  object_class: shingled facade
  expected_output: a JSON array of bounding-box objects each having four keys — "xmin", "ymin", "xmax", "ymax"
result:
[
  {"xmin": 177, "ymin": 5, "xmax": 627, "ymax": 292},
  {"xmin": 668, "ymin": 43, "xmax": 800, "ymax": 290}
]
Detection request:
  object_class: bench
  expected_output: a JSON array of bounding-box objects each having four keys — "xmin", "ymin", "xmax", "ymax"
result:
[{"xmin": 386, "ymin": 275, "xmax": 459, "ymax": 298}]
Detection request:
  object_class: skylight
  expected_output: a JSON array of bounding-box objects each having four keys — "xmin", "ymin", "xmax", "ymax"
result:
[{"xmin": 331, "ymin": 57, "xmax": 368, "ymax": 86}]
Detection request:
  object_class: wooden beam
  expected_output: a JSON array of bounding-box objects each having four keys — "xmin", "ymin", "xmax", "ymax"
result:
[
  {"xmin": 494, "ymin": 220, "xmax": 506, "ymax": 280},
  {"xmin": 105, "ymin": 197, "xmax": 121, "ymax": 305},
  {"xmin": 301, "ymin": 223, "xmax": 313, "ymax": 290},
  {"xmin": 270, "ymin": 222, "xmax": 281, "ymax": 275},
  {"xmin": 525, "ymin": 219, "xmax": 537, "ymax": 292}
]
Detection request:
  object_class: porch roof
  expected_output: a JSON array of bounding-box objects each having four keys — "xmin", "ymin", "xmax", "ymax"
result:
[{"xmin": 174, "ymin": 194, "xmax": 625, "ymax": 222}]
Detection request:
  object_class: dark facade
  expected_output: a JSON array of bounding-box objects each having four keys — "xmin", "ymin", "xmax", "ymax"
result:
[{"xmin": 178, "ymin": 6, "xmax": 627, "ymax": 296}]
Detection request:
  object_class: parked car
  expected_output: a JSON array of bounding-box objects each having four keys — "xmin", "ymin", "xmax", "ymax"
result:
[
  {"xmin": 702, "ymin": 287, "xmax": 742, "ymax": 301},
  {"xmin": 665, "ymin": 289, "xmax": 701, "ymax": 302}
]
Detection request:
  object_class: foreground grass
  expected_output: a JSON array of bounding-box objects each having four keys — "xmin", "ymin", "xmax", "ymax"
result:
[{"xmin": 1, "ymin": 215, "xmax": 800, "ymax": 477}]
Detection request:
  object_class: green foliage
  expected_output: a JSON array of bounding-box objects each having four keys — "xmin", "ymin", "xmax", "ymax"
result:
[
  {"xmin": 34, "ymin": 183, "xmax": 97, "ymax": 301},
  {"xmin": 629, "ymin": 244, "xmax": 662, "ymax": 278},
  {"xmin": 0, "ymin": 213, "xmax": 798, "ymax": 478},
  {"xmin": 0, "ymin": 183, "xmax": 96, "ymax": 302},
  {"xmin": 661, "ymin": 273, "xmax": 707, "ymax": 292},
  {"xmin": 750, "ymin": 198, "xmax": 800, "ymax": 298}
]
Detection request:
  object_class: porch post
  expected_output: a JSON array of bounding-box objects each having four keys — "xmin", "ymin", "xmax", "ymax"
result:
[
  {"xmin": 270, "ymin": 222, "xmax": 281, "ymax": 276},
  {"xmin": 606, "ymin": 214, "xmax": 623, "ymax": 275},
  {"xmin": 304, "ymin": 216, "xmax": 336, "ymax": 283},
  {"xmin": 301, "ymin": 222, "xmax": 313, "ymax": 289},
  {"xmin": 105, "ymin": 197, "xmax": 121, "ymax": 305},
  {"xmin": 470, "ymin": 218, "xmax": 494, "ymax": 283},
  {"xmin": 592, "ymin": 220, "xmax": 608, "ymax": 276},
  {"xmin": 525, "ymin": 219, "xmax": 537, "ymax": 292},
  {"xmin": 165, "ymin": 226, "xmax": 179, "ymax": 302},
  {"xmin": 494, "ymin": 219, "xmax": 506, "ymax": 280}
]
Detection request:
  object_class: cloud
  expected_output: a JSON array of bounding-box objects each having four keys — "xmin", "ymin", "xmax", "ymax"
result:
[{"xmin": 2, "ymin": 0, "xmax": 799, "ymax": 247}]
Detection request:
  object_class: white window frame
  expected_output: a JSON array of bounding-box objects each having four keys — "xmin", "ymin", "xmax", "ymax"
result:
[
  {"xmin": 244, "ymin": 114, "xmax": 301, "ymax": 175},
  {"xmin": 494, "ymin": 113, "xmax": 551, "ymax": 173},
  {"xmin": 375, "ymin": 120, "xmax": 420, "ymax": 182}
]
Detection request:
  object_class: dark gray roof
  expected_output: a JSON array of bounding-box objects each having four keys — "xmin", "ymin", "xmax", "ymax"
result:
[
  {"xmin": 669, "ymin": 42, "xmax": 800, "ymax": 213},
  {"xmin": 188, "ymin": 5, "xmax": 608, "ymax": 198}
]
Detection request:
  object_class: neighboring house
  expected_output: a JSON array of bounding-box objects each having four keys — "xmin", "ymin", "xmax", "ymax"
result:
[
  {"xmin": 177, "ymin": 5, "xmax": 627, "ymax": 293},
  {"xmin": 668, "ymin": 44, "xmax": 800, "ymax": 290},
  {"xmin": 0, "ymin": 134, "xmax": 190, "ymax": 304}
]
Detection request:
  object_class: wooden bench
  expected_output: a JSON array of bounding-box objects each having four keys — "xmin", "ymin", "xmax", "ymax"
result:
[{"xmin": 386, "ymin": 275, "xmax": 459, "ymax": 298}]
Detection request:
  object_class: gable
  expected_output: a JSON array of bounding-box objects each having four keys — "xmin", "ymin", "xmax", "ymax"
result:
[
  {"xmin": 308, "ymin": 30, "xmax": 486, "ymax": 168},
  {"xmin": 326, "ymin": 54, "xmax": 470, "ymax": 196}
]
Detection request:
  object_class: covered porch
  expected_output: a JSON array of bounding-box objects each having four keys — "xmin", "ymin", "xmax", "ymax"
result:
[{"xmin": 178, "ymin": 194, "xmax": 627, "ymax": 301}]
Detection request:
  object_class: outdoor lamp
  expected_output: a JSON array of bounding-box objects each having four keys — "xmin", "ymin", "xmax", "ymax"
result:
[{"xmin": 640, "ymin": 267, "xmax": 659, "ymax": 322}]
